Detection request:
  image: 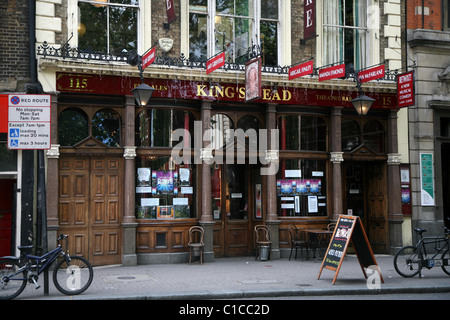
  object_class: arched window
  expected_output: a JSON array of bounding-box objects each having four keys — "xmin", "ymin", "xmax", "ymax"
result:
[
  {"xmin": 92, "ymin": 109, "xmax": 121, "ymax": 147},
  {"xmin": 58, "ymin": 108, "xmax": 89, "ymax": 146},
  {"xmin": 210, "ymin": 114, "xmax": 234, "ymax": 149},
  {"xmin": 341, "ymin": 119, "xmax": 360, "ymax": 151},
  {"xmin": 278, "ymin": 115, "xmax": 327, "ymax": 151},
  {"xmin": 136, "ymin": 109, "xmax": 195, "ymax": 147},
  {"xmin": 363, "ymin": 120, "xmax": 384, "ymax": 153}
]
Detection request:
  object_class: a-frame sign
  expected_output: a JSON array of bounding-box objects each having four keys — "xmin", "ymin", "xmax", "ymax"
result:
[{"xmin": 318, "ymin": 215, "xmax": 384, "ymax": 285}]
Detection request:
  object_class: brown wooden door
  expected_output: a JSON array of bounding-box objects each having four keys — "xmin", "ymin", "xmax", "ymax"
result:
[
  {"xmin": 212, "ymin": 164, "xmax": 253, "ymax": 257},
  {"xmin": 59, "ymin": 156, "xmax": 123, "ymax": 266},
  {"xmin": 366, "ymin": 164, "xmax": 388, "ymax": 253}
]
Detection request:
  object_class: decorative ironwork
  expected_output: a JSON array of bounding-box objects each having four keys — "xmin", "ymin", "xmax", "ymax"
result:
[{"xmin": 37, "ymin": 41, "xmax": 398, "ymax": 82}]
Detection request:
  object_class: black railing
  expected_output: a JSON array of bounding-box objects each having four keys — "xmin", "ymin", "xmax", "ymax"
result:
[{"xmin": 37, "ymin": 41, "xmax": 398, "ymax": 82}]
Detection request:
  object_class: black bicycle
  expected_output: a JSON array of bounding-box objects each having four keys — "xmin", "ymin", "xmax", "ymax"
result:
[
  {"xmin": 0, "ymin": 234, "xmax": 93, "ymax": 300},
  {"xmin": 394, "ymin": 226, "xmax": 450, "ymax": 278}
]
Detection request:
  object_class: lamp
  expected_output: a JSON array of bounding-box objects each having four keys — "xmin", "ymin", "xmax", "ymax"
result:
[
  {"xmin": 132, "ymin": 83, "xmax": 154, "ymax": 106},
  {"xmin": 351, "ymin": 94, "xmax": 375, "ymax": 116}
]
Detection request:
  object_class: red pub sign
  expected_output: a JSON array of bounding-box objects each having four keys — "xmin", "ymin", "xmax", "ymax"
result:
[
  {"xmin": 397, "ymin": 71, "xmax": 414, "ymax": 108},
  {"xmin": 55, "ymin": 72, "xmax": 398, "ymax": 110}
]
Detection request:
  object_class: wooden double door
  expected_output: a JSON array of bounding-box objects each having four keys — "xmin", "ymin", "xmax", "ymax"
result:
[
  {"xmin": 58, "ymin": 156, "xmax": 123, "ymax": 266},
  {"xmin": 344, "ymin": 162, "xmax": 388, "ymax": 253},
  {"xmin": 212, "ymin": 164, "xmax": 262, "ymax": 257}
]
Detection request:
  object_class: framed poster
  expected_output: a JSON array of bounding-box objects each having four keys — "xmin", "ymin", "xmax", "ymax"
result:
[{"xmin": 245, "ymin": 57, "xmax": 261, "ymax": 102}]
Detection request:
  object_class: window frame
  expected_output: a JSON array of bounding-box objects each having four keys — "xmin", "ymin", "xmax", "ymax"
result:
[
  {"xmin": 71, "ymin": 0, "xmax": 142, "ymax": 55},
  {"xmin": 186, "ymin": 0, "xmax": 282, "ymax": 66},
  {"xmin": 317, "ymin": 0, "xmax": 379, "ymax": 71}
]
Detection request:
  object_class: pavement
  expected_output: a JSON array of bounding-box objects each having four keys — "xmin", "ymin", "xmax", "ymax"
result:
[{"xmin": 15, "ymin": 254, "xmax": 450, "ymax": 301}]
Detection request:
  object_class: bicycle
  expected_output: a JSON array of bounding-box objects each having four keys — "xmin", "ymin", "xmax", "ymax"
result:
[
  {"xmin": 394, "ymin": 226, "xmax": 450, "ymax": 278},
  {"xmin": 0, "ymin": 234, "xmax": 93, "ymax": 300}
]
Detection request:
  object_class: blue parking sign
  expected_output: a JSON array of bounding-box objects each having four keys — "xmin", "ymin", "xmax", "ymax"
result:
[{"xmin": 9, "ymin": 128, "xmax": 20, "ymax": 138}]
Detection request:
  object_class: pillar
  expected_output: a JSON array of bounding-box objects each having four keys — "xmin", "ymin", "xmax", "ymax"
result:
[
  {"xmin": 387, "ymin": 110, "xmax": 403, "ymax": 254},
  {"xmin": 199, "ymin": 101, "xmax": 214, "ymax": 262},
  {"xmin": 265, "ymin": 103, "xmax": 280, "ymax": 259},
  {"xmin": 122, "ymin": 95, "xmax": 138, "ymax": 265},
  {"xmin": 330, "ymin": 107, "xmax": 344, "ymax": 221}
]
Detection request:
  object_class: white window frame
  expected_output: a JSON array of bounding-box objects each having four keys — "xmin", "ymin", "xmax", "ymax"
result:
[
  {"xmin": 68, "ymin": 0, "xmax": 147, "ymax": 55},
  {"xmin": 182, "ymin": 0, "xmax": 289, "ymax": 66},
  {"xmin": 316, "ymin": 0, "xmax": 379, "ymax": 70}
]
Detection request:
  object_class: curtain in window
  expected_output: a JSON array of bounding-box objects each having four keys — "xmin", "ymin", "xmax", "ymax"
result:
[
  {"xmin": 354, "ymin": 0, "xmax": 366, "ymax": 70},
  {"xmin": 323, "ymin": 0, "xmax": 343, "ymax": 65}
]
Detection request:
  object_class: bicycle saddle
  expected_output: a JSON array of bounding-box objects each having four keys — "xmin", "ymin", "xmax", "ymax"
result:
[
  {"xmin": 414, "ymin": 228, "xmax": 427, "ymax": 234},
  {"xmin": 17, "ymin": 245, "xmax": 33, "ymax": 251}
]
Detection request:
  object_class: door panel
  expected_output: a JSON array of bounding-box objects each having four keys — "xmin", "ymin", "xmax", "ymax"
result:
[
  {"xmin": 58, "ymin": 156, "xmax": 122, "ymax": 266},
  {"xmin": 212, "ymin": 164, "xmax": 252, "ymax": 257}
]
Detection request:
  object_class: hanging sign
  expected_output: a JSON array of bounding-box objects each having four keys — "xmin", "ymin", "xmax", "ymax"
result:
[
  {"xmin": 245, "ymin": 57, "xmax": 262, "ymax": 102},
  {"xmin": 142, "ymin": 46, "xmax": 157, "ymax": 70},
  {"xmin": 7, "ymin": 94, "xmax": 51, "ymax": 150},
  {"xmin": 289, "ymin": 60, "xmax": 314, "ymax": 80},
  {"xmin": 397, "ymin": 71, "xmax": 415, "ymax": 108},
  {"xmin": 318, "ymin": 63, "xmax": 345, "ymax": 81},
  {"xmin": 206, "ymin": 52, "xmax": 225, "ymax": 74},
  {"xmin": 165, "ymin": 0, "xmax": 176, "ymax": 24},
  {"xmin": 358, "ymin": 64, "xmax": 385, "ymax": 83},
  {"xmin": 304, "ymin": 0, "xmax": 316, "ymax": 40},
  {"xmin": 318, "ymin": 215, "xmax": 384, "ymax": 285}
]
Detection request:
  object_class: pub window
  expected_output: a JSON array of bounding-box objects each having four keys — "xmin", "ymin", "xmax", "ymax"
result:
[
  {"xmin": 78, "ymin": 0, "xmax": 139, "ymax": 55},
  {"xmin": 188, "ymin": 0, "xmax": 279, "ymax": 66},
  {"xmin": 210, "ymin": 113, "xmax": 234, "ymax": 149},
  {"xmin": 362, "ymin": 120, "xmax": 384, "ymax": 153},
  {"xmin": 277, "ymin": 159, "xmax": 327, "ymax": 217},
  {"xmin": 135, "ymin": 156, "xmax": 197, "ymax": 220},
  {"xmin": 323, "ymin": 0, "xmax": 368, "ymax": 71},
  {"xmin": 136, "ymin": 110, "xmax": 195, "ymax": 148},
  {"xmin": 58, "ymin": 108, "xmax": 89, "ymax": 146},
  {"xmin": 341, "ymin": 118, "xmax": 360, "ymax": 151},
  {"xmin": 278, "ymin": 115, "xmax": 327, "ymax": 151},
  {"xmin": 92, "ymin": 109, "xmax": 121, "ymax": 147}
]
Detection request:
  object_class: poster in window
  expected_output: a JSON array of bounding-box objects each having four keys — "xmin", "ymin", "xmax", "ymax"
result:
[
  {"xmin": 179, "ymin": 168, "xmax": 190, "ymax": 186},
  {"xmin": 137, "ymin": 168, "xmax": 151, "ymax": 186},
  {"xmin": 156, "ymin": 171, "xmax": 174, "ymax": 194},
  {"xmin": 157, "ymin": 206, "xmax": 174, "ymax": 219},
  {"xmin": 245, "ymin": 58, "xmax": 261, "ymax": 102},
  {"xmin": 255, "ymin": 184, "xmax": 262, "ymax": 219}
]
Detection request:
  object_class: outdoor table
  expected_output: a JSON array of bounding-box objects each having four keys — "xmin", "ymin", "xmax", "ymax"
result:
[{"xmin": 304, "ymin": 229, "xmax": 334, "ymax": 260}]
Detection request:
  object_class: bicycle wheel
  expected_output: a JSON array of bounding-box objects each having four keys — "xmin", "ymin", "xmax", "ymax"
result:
[
  {"xmin": 394, "ymin": 246, "xmax": 422, "ymax": 277},
  {"xmin": 0, "ymin": 259, "xmax": 27, "ymax": 300},
  {"xmin": 441, "ymin": 249, "xmax": 450, "ymax": 275},
  {"xmin": 53, "ymin": 256, "xmax": 93, "ymax": 296}
]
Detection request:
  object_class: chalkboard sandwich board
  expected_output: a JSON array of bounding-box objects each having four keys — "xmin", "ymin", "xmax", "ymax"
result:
[{"xmin": 318, "ymin": 215, "xmax": 384, "ymax": 285}]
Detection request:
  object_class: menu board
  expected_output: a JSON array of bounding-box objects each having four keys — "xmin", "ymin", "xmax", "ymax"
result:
[{"xmin": 318, "ymin": 215, "xmax": 383, "ymax": 285}]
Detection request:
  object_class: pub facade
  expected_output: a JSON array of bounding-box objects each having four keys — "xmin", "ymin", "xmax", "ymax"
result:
[{"xmin": 36, "ymin": 0, "xmax": 406, "ymax": 266}]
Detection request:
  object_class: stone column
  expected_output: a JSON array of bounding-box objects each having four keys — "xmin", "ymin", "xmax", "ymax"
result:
[
  {"xmin": 330, "ymin": 107, "xmax": 343, "ymax": 221},
  {"xmin": 265, "ymin": 103, "xmax": 280, "ymax": 259},
  {"xmin": 122, "ymin": 95, "xmax": 138, "ymax": 265},
  {"xmin": 387, "ymin": 110, "xmax": 403, "ymax": 254},
  {"xmin": 46, "ymin": 93, "xmax": 59, "ymax": 250},
  {"xmin": 199, "ymin": 101, "xmax": 214, "ymax": 262}
]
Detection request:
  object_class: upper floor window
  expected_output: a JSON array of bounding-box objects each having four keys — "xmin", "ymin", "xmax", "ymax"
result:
[
  {"xmin": 78, "ymin": 0, "xmax": 139, "ymax": 55},
  {"xmin": 444, "ymin": 0, "xmax": 450, "ymax": 31},
  {"xmin": 189, "ymin": 0, "xmax": 279, "ymax": 66},
  {"xmin": 323, "ymin": 0, "xmax": 368, "ymax": 71}
]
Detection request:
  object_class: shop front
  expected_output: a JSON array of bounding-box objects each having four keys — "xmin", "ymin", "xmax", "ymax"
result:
[{"xmin": 49, "ymin": 72, "xmax": 400, "ymax": 265}]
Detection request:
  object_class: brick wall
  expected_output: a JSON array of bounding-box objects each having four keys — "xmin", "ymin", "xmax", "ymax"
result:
[
  {"xmin": 0, "ymin": 1, "xmax": 31, "ymax": 92},
  {"xmin": 152, "ymin": 1, "xmax": 181, "ymax": 57},
  {"xmin": 407, "ymin": 0, "xmax": 442, "ymax": 30}
]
